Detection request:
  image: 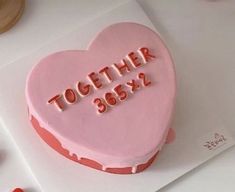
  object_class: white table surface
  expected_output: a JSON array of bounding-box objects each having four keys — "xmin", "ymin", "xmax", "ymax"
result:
[{"xmin": 0, "ymin": 0, "xmax": 235, "ymax": 191}]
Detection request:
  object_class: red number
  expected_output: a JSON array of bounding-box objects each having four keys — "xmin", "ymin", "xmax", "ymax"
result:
[
  {"xmin": 93, "ymin": 98, "xmax": 107, "ymax": 113},
  {"xmin": 105, "ymin": 92, "xmax": 117, "ymax": 106},
  {"xmin": 114, "ymin": 84, "xmax": 127, "ymax": 101},
  {"xmin": 138, "ymin": 73, "xmax": 151, "ymax": 86}
]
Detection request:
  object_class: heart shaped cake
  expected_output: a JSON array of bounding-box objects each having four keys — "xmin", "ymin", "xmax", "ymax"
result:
[{"xmin": 25, "ymin": 22, "xmax": 176, "ymax": 174}]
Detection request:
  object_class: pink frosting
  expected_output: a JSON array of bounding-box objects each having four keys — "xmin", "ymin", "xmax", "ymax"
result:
[{"xmin": 26, "ymin": 23, "xmax": 176, "ymax": 169}]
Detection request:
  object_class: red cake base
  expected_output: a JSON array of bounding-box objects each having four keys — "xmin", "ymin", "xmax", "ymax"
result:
[{"xmin": 30, "ymin": 114, "xmax": 159, "ymax": 174}]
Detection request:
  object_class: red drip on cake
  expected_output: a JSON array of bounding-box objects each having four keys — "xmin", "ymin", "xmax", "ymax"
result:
[{"xmin": 30, "ymin": 113, "xmax": 159, "ymax": 174}]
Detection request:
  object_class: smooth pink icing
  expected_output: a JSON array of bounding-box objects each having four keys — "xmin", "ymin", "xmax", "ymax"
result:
[{"xmin": 26, "ymin": 23, "xmax": 176, "ymax": 168}]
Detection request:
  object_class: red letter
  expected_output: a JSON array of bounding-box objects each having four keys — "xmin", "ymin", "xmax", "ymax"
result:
[
  {"xmin": 127, "ymin": 52, "xmax": 141, "ymax": 68},
  {"xmin": 113, "ymin": 59, "xmax": 131, "ymax": 76},
  {"xmin": 64, "ymin": 88, "xmax": 77, "ymax": 104},
  {"xmin": 139, "ymin": 47, "xmax": 155, "ymax": 63},
  {"xmin": 99, "ymin": 66, "xmax": 113, "ymax": 82},
  {"xmin": 76, "ymin": 81, "xmax": 91, "ymax": 96},
  {"xmin": 126, "ymin": 80, "xmax": 140, "ymax": 92},
  {"xmin": 47, "ymin": 94, "xmax": 65, "ymax": 111},
  {"xmin": 88, "ymin": 72, "xmax": 102, "ymax": 89}
]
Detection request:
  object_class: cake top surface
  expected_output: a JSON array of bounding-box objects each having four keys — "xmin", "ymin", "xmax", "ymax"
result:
[{"xmin": 26, "ymin": 22, "xmax": 176, "ymax": 160}]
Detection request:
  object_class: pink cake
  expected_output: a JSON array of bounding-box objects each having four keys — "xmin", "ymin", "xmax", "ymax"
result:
[{"xmin": 25, "ymin": 22, "xmax": 176, "ymax": 174}]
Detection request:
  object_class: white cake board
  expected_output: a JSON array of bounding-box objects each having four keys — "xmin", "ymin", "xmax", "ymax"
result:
[{"xmin": 0, "ymin": 1, "xmax": 234, "ymax": 192}]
